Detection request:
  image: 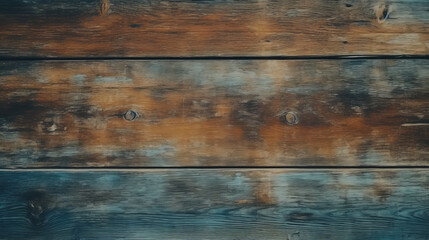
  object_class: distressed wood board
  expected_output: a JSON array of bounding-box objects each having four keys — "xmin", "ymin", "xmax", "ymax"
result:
[
  {"xmin": 0, "ymin": 0, "xmax": 428, "ymax": 57},
  {"xmin": 0, "ymin": 59, "xmax": 428, "ymax": 167},
  {"xmin": 0, "ymin": 169, "xmax": 428, "ymax": 240}
]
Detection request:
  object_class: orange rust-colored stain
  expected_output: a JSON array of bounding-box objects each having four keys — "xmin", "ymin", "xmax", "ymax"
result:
[{"xmin": 253, "ymin": 181, "xmax": 274, "ymax": 205}]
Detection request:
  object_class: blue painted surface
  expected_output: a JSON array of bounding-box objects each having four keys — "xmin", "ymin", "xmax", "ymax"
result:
[{"xmin": 0, "ymin": 170, "xmax": 428, "ymax": 240}]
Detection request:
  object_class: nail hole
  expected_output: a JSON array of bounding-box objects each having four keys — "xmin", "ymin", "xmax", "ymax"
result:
[
  {"xmin": 281, "ymin": 112, "xmax": 299, "ymax": 125},
  {"xmin": 123, "ymin": 110, "xmax": 139, "ymax": 121},
  {"xmin": 345, "ymin": 3, "xmax": 353, "ymax": 7}
]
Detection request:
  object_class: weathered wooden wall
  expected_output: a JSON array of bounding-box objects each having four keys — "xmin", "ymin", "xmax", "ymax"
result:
[{"xmin": 0, "ymin": 0, "xmax": 428, "ymax": 239}]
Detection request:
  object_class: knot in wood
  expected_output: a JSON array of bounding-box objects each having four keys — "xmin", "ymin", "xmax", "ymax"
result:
[
  {"xmin": 375, "ymin": 4, "xmax": 391, "ymax": 23},
  {"xmin": 123, "ymin": 110, "xmax": 139, "ymax": 121},
  {"xmin": 25, "ymin": 190, "xmax": 50, "ymax": 227},
  {"xmin": 99, "ymin": 0, "xmax": 110, "ymax": 15},
  {"xmin": 281, "ymin": 112, "xmax": 299, "ymax": 125}
]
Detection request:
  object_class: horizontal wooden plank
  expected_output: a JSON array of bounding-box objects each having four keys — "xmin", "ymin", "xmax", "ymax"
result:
[
  {"xmin": 0, "ymin": 0, "xmax": 428, "ymax": 57},
  {"xmin": 0, "ymin": 169, "xmax": 428, "ymax": 239},
  {"xmin": 1, "ymin": 59, "xmax": 428, "ymax": 167}
]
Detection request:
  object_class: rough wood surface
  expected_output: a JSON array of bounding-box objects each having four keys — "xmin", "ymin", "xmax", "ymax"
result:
[
  {"xmin": 0, "ymin": 0, "xmax": 428, "ymax": 57},
  {"xmin": 0, "ymin": 169, "xmax": 428, "ymax": 240},
  {"xmin": 0, "ymin": 59, "xmax": 428, "ymax": 167}
]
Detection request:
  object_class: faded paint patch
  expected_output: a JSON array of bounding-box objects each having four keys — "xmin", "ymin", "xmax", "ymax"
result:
[
  {"xmin": 0, "ymin": 120, "xmax": 19, "ymax": 142},
  {"xmin": 94, "ymin": 76, "xmax": 133, "ymax": 83},
  {"xmin": 142, "ymin": 61, "xmax": 275, "ymax": 96},
  {"xmin": 357, "ymin": 148, "xmax": 386, "ymax": 166},
  {"xmin": 45, "ymin": 146, "xmax": 81, "ymax": 158},
  {"xmin": 282, "ymin": 85, "xmax": 327, "ymax": 94},
  {"xmin": 71, "ymin": 74, "xmax": 87, "ymax": 85},
  {"xmin": 37, "ymin": 77, "xmax": 49, "ymax": 83},
  {"xmin": 0, "ymin": 131, "xmax": 19, "ymax": 142},
  {"xmin": 97, "ymin": 144, "xmax": 177, "ymax": 165},
  {"xmin": 137, "ymin": 144, "xmax": 176, "ymax": 158},
  {"xmin": 337, "ymin": 172, "xmax": 376, "ymax": 187},
  {"xmin": 387, "ymin": 34, "xmax": 420, "ymax": 45},
  {"xmin": 272, "ymin": 172, "xmax": 335, "ymax": 205}
]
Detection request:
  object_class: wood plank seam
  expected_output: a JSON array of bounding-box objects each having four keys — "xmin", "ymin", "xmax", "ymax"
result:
[{"xmin": 1, "ymin": 55, "xmax": 429, "ymax": 61}]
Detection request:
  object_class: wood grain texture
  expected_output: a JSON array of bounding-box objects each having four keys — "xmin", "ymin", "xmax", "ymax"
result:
[
  {"xmin": 1, "ymin": 59, "xmax": 428, "ymax": 167},
  {"xmin": 0, "ymin": 0, "xmax": 428, "ymax": 57},
  {"xmin": 0, "ymin": 169, "xmax": 428, "ymax": 240}
]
